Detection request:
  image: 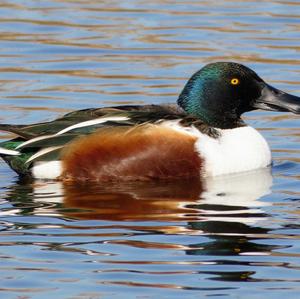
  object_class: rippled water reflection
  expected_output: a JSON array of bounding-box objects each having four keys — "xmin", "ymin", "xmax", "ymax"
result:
[{"xmin": 0, "ymin": 1, "xmax": 300, "ymax": 298}]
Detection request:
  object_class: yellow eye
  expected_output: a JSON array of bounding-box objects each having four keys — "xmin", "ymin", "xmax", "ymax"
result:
[{"xmin": 231, "ymin": 78, "xmax": 239, "ymax": 85}]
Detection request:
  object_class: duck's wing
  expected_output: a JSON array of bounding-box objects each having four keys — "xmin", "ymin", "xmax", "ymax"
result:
[
  {"xmin": 0, "ymin": 104, "xmax": 183, "ymax": 137},
  {"xmin": 0, "ymin": 104, "xmax": 186, "ymax": 175}
]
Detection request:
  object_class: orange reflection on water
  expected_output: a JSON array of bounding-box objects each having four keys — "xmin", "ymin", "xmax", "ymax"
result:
[{"xmin": 63, "ymin": 179, "xmax": 203, "ymax": 222}]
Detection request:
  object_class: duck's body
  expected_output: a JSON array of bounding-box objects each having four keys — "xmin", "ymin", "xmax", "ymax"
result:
[
  {"xmin": 0, "ymin": 62, "xmax": 299, "ymax": 181},
  {"xmin": 0, "ymin": 113, "xmax": 271, "ymax": 181}
]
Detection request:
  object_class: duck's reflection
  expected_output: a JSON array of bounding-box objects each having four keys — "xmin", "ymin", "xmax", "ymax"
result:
[
  {"xmin": 61, "ymin": 178, "xmax": 203, "ymax": 221},
  {"xmin": 26, "ymin": 168, "xmax": 272, "ymax": 222},
  {"xmin": 5, "ymin": 167, "xmax": 284, "ymax": 282}
]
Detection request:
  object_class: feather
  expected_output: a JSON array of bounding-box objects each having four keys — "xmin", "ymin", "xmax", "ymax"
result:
[
  {"xmin": 0, "ymin": 147, "xmax": 20, "ymax": 156},
  {"xmin": 56, "ymin": 116, "xmax": 130, "ymax": 135},
  {"xmin": 17, "ymin": 134, "xmax": 79, "ymax": 149},
  {"xmin": 26, "ymin": 146, "xmax": 63, "ymax": 164}
]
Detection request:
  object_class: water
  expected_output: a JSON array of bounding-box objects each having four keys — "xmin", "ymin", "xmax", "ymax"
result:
[{"xmin": 0, "ymin": 1, "xmax": 300, "ymax": 298}]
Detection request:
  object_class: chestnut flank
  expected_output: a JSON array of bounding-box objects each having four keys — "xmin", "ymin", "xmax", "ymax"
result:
[{"xmin": 61, "ymin": 125, "xmax": 202, "ymax": 181}]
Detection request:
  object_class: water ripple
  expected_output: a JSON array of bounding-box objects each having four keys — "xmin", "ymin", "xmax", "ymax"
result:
[{"xmin": 0, "ymin": 1, "xmax": 300, "ymax": 298}]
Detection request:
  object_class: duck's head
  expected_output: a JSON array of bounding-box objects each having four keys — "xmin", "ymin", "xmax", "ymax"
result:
[{"xmin": 178, "ymin": 62, "xmax": 300, "ymax": 129}]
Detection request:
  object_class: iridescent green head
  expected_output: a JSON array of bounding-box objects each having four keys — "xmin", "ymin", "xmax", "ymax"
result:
[{"xmin": 178, "ymin": 62, "xmax": 300, "ymax": 129}]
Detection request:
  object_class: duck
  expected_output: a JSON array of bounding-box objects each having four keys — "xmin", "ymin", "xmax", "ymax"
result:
[{"xmin": 0, "ymin": 62, "xmax": 299, "ymax": 181}]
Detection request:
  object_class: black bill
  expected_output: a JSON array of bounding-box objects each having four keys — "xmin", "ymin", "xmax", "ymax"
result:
[{"xmin": 253, "ymin": 84, "xmax": 300, "ymax": 114}]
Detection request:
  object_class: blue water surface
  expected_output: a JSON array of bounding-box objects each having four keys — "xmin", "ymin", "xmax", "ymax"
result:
[{"xmin": 0, "ymin": 1, "xmax": 300, "ymax": 298}]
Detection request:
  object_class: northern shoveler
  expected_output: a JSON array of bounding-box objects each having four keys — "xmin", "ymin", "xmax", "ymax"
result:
[{"xmin": 0, "ymin": 62, "xmax": 299, "ymax": 181}]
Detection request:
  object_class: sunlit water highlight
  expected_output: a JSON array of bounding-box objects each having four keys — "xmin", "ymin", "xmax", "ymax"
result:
[{"xmin": 0, "ymin": 1, "xmax": 300, "ymax": 298}]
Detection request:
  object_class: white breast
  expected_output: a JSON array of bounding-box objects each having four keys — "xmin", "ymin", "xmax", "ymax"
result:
[
  {"xmin": 161, "ymin": 121, "xmax": 272, "ymax": 177},
  {"xmin": 195, "ymin": 126, "xmax": 272, "ymax": 177}
]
